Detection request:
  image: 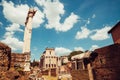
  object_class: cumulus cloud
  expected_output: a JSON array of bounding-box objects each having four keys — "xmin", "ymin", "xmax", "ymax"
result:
[
  {"xmin": 2, "ymin": 0, "xmax": 78, "ymax": 31},
  {"xmin": 90, "ymin": 45, "xmax": 99, "ymax": 51},
  {"xmin": 2, "ymin": 1, "xmax": 44, "ymax": 28},
  {"xmin": 75, "ymin": 25, "xmax": 111, "ymax": 41},
  {"xmin": 4, "ymin": 31, "xmax": 14, "ymax": 38},
  {"xmin": 1, "ymin": 23, "xmax": 23, "ymax": 51},
  {"xmin": 90, "ymin": 26, "xmax": 111, "ymax": 40},
  {"xmin": 32, "ymin": 7, "xmax": 45, "ymax": 28},
  {"xmin": 5, "ymin": 23, "xmax": 23, "ymax": 32},
  {"xmin": 55, "ymin": 47, "xmax": 72, "ymax": 56},
  {"xmin": 56, "ymin": 13, "xmax": 79, "ymax": 32},
  {"xmin": 74, "ymin": 47, "xmax": 84, "ymax": 51},
  {"xmin": 35, "ymin": 0, "xmax": 79, "ymax": 32},
  {"xmin": 75, "ymin": 27, "xmax": 91, "ymax": 39},
  {"xmin": 1, "ymin": 37, "xmax": 23, "ymax": 51}
]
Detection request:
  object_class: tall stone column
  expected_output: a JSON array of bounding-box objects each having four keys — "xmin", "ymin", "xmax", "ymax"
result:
[
  {"xmin": 87, "ymin": 63, "xmax": 94, "ymax": 80},
  {"xmin": 23, "ymin": 8, "xmax": 36, "ymax": 71}
]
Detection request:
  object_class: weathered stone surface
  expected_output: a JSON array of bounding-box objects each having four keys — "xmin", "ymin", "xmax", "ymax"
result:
[
  {"xmin": 11, "ymin": 52, "xmax": 30, "ymax": 69},
  {"xmin": 71, "ymin": 70, "xmax": 89, "ymax": 80},
  {"xmin": 0, "ymin": 42, "xmax": 11, "ymax": 71},
  {"xmin": 0, "ymin": 69, "xmax": 30, "ymax": 80},
  {"xmin": 92, "ymin": 43, "xmax": 120, "ymax": 80}
]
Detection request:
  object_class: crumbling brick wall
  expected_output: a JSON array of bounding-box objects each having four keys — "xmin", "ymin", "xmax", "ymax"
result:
[
  {"xmin": 0, "ymin": 42, "xmax": 11, "ymax": 71},
  {"xmin": 11, "ymin": 53, "xmax": 28, "ymax": 68},
  {"xmin": 92, "ymin": 43, "xmax": 120, "ymax": 80}
]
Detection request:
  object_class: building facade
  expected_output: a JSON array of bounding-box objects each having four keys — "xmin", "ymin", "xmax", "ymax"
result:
[{"xmin": 40, "ymin": 48, "xmax": 60, "ymax": 70}]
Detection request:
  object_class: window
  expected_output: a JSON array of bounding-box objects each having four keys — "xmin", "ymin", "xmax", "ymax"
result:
[
  {"xmin": 50, "ymin": 51, "xmax": 51, "ymax": 55},
  {"xmin": 52, "ymin": 64, "xmax": 53, "ymax": 67},
  {"xmin": 49, "ymin": 64, "xmax": 50, "ymax": 67},
  {"xmin": 54, "ymin": 64, "xmax": 56, "ymax": 67}
]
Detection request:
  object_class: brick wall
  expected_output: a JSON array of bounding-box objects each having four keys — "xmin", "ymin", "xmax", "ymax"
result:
[
  {"xmin": 11, "ymin": 53, "xmax": 28, "ymax": 68},
  {"xmin": 0, "ymin": 42, "xmax": 11, "ymax": 71},
  {"xmin": 92, "ymin": 44, "xmax": 120, "ymax": 80}
]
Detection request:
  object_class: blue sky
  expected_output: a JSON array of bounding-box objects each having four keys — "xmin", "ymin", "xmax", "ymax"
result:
[{"xmin": 0, "ymin": 0, "xmax": 120, "ymax": 61}]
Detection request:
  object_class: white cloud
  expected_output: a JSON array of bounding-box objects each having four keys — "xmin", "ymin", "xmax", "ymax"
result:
[
  {"xmin": 90, "ymin": 45, "xmax": 99, "ymax": 51},
  {"xmin": 55, "ymin": 47, "xmax": 72, "ymax": 56},
  {"xmin": 75, "ymin": 25, "xmax": 112, "ymax": 41},
  {"xmin": 75, "ymin": 27, "xmax": 91, "ymax": 39},
  {"xmin": 32, "ymin": 7, "xmax": 45, "ymax": 28},
  {"xmin": 2, "ymin": 1, "xmax": 44, "ymax": 28},
  {"xmin": 35, "ymin": 0, "xmax": 79, "ymax": 32},
  {"xmin": 4, "ymin": 31, "xmax": 14, "ymax": 38},
  {"xmin": 2, "ymin": 0, "xmax": 79, "ymax": 32},
  {"xmin": 56, "ymin": 13, "xmax": 79, "ymax": 32},
  {"xmin": 74, "ymin": 47, "xmax": 84, "ymax": 51},
  {"xmin": 5, "ymin": 23, "xmax": 23, "ymax": 32},
  {"xmin": 1, "ymin": 23, "xmax": 23, "ymax": 51},
  {"xmin": 92, "ymin": 14, "xmax": 96, "ymax": 18},
  {"xmin": 90, "ymin": 26, "xmax": 111, "ymax": 40},
  {"xmin": 35, "ymin": 0, "xmax": 46, "ymax": 6},
  {"xmin": 1, "ymin": 37, "xmax": 23, "ymax": 51}
]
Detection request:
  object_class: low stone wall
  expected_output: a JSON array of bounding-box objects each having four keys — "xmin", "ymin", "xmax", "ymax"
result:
[{"xmin": 70, "ymin": 70, "xmax": 89, "ymax": 80}]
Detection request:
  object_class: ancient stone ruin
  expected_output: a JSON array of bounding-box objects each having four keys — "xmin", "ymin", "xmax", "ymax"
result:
[
  {"xmin": 92, "ymin": 43, "xmax": 120, "ymax": 80},
  {"xmin": 0, "ymin": 42, "xmax": 11, "ymax": 71}
]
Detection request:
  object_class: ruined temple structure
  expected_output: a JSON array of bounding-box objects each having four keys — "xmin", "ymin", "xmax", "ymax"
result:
[
  {"xmin": 7, "ymin": 8, "xmax": 36, "ymax": 71},
  {"xmin": 89, "ymin": 21, "xmax": 120, "ymax": 80},
  {"xmin": 71, "ymin": 51, "xmax": 91, "ymax": 70},
  {"xmin": 11, "ymin": 53, "xmax": 29, "ymax": 68},
  {"xmin": 70, "ymin": 21, "xmax": 120, "ymax": 80},
  {"xmin": 0, "ymin": 42, "xmax": 11, "ymax": 71},
  {"xmin": 92, "ymin": 44, "xmax": 120, "ymax": 80},
  {"xmin": 70, "ymin": 51, "xmax": 91, "ymax": 80}
]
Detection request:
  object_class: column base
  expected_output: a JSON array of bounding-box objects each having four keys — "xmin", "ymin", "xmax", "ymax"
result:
[{"xmin": 24, "ymin": 62, "xmax": 30, "ymax": 71}]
